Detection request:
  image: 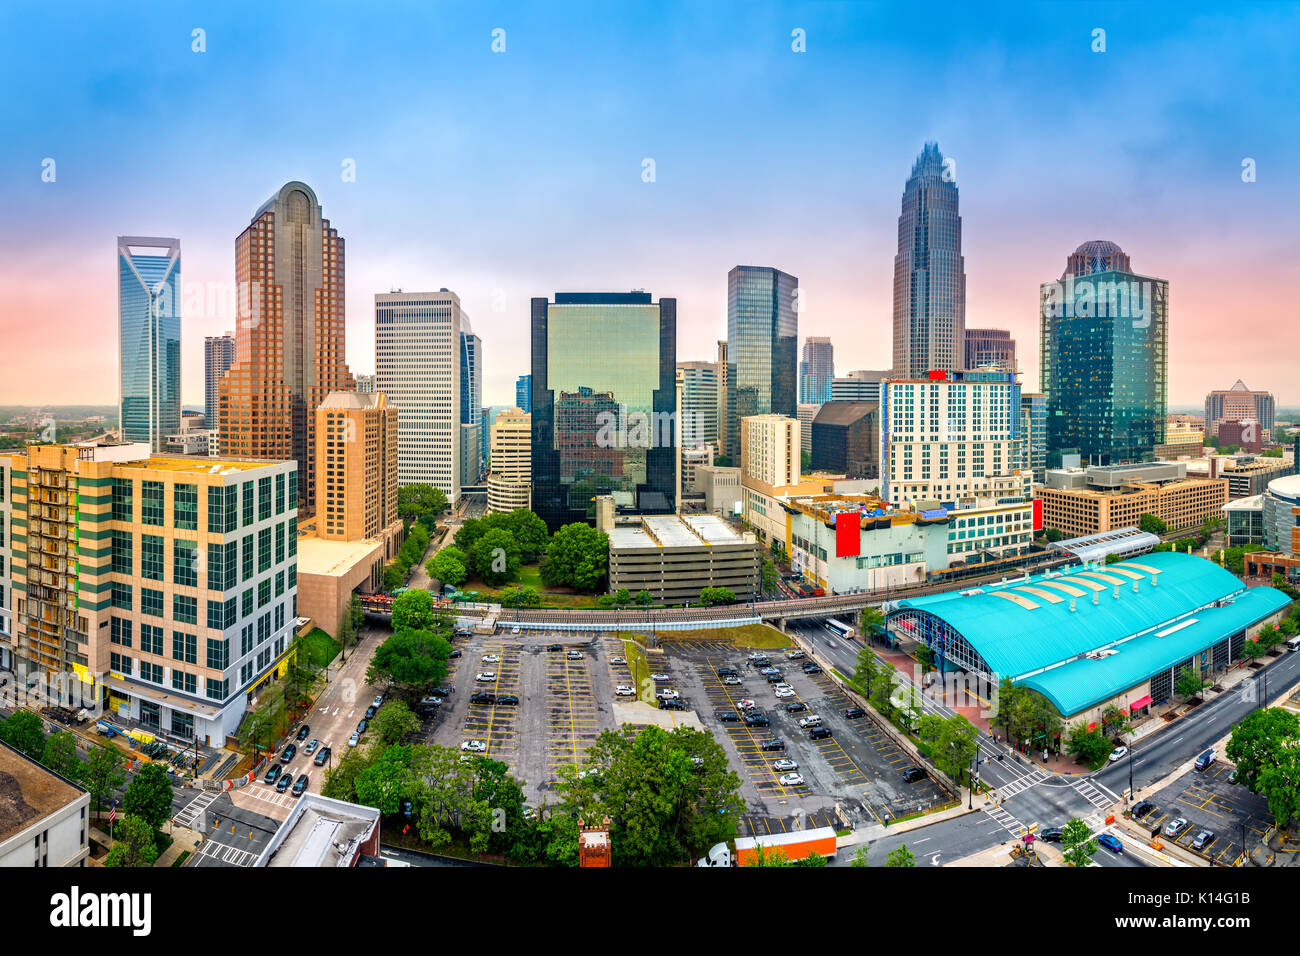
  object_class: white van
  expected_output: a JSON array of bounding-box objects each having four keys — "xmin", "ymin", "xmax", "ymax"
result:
[{"xmin": 1286, "ymin": 636, "xmax": 1300, "ymax": 652}]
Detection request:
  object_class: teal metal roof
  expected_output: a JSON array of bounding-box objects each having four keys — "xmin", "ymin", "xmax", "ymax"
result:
[
  {"xmin": 1021, "ymin": 586, "xmax": 1292, "ymax": 716},
  {"xmin": 892, "ymin": 551, "xmax": 1283, "ymax": 681}
]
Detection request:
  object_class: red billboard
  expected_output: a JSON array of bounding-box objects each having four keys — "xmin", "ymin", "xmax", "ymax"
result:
[
  {"xmin": 1032, "ymin": 499, "xmax": 1043, "ymax": 532},
  {"xmin": 835, "ymin": 511, "xmax": 860, "ymax": 557}
]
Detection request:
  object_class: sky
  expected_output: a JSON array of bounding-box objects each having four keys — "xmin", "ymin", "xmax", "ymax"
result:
[{"xmin": 1, "ymin": 1, "xmax": 1298, "ymax": 409}]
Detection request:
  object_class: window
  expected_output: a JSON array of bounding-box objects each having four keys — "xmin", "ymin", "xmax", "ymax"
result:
[
  {"xmin": 140, "ymin": 661, "xmax": 163, "ymax": 684},
  {"xmin": 223, "ymin": 596, "xmax": 237, "ymax": 629},
  {"xmin": 287, "ymin": 563, "xmax": 296, "ymax": 591},
  {"xmin": 275, "ymin": 473, "xmax": 285, "ymax": 514},
  {"xmin": 173, "ymin": 594, "xmax": 197, "ymax": 625},
  {"xmin": 258, "ymin": 579, "xmax": 271, "ymax": 609},
  {"xmin": 242, "ymin": 588, "xmax": 254, "ymax": 616},
  {"xmin": 111, "ymin": 530, "xmax": 132, "ymax": 574},
  {"xmin": 141, "ymin": 481, "xmax": 164, "ymax": 526},
  {"xmin": 258, "ymin": 476, "xmax": 272, "ymax": 520},
  {"xmin": 207, "ymin": 599, "xmax": 226, "ymax": 630},
  {"xmin": 275, "ymin": 523, "xmax": 285, "ymax": 564},
  {"xmin": 208, "ymin": 542, "xmax": 230, "ymax": 592},
  {"xmin": 112, "ymin": 479, "xmax": 133, "ymax": 522},
  {"xmin": 258, "ymin": 528, "xmax": 271, "ymax": 572},
  {"xmin": 288, "ymin": 469, "xmax": 297, "ymax": 506},
  {"xmin": 288, "ymin": 517, "xmax": 297, "ymax": 557},
  {"xmin": 207, "ymin": 637, "xmax": 229, "ymax": 671},
  {"xmin": 111, "ymin": 583, "xmax": 132, "ymax": 611},
  {"xmin": 140, "ymin": 623, "xmax": 163, "ymax": 656},
  {"xmin": 242, "ymin": 535, "xmax": 254, "ymax": 581},
  {"xmin": 174, "ymin": 540, "xmax": 198, "ymax": 587},
  {"xmin": 205, "ymin": 677, "xmax": 228, "ymax": 701},
  {"xmin": 174, "ymin": 483, "xmax": 198, "ymax": 530},
  {"xmin": 242, "ymin": 481, "xmax": 255, "ymax": 526},
  {"xmin": 110, "ymin": 617, "xmax": 132, "ymax": 647},
  {"xmin": 141, "ymin": 535, "xmax": 164, "ymax": 581},
  {"xmin": 241, "ymin": 624, "xmax": 254, "ymax": 656},
  {"xmin": 275, "ymin": 570, "xmax": 285, "ymax": 598},
  {"xmin": 172, "ymin": 630, "xmax": 197, "ymax": 664},
  {"xmin": 141, "ymin": 588, "xmax": 164, "ymax": 618},
  {"xmin": 110, "ymin": 653, "xmax": 132, "ymax": 675},
  {"xmin": 172, "ymin": 711, "xmax": 194, "ymax": 737}
]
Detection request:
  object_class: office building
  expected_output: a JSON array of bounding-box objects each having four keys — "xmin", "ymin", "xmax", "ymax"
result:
[
  {"xmin": 487, "ymin": 408, "xmax": 531, "ymax": 514},
  {"xmin": 119, "ymin": 237, "xmax": 182, "ymax": 453},
  {"xmin": 1040, "ymin": 240, "xmax": 1168, "ymax": 465},
  {"xmin": 1185, "ymin": 453, "xmax": 1296, "ymax": 500},
  {"xmin": 0, "ymin": 741, "xmax": 90, "ymax": 867},
  {"xmin": 203, "ymin": 332, "xmax": 234, "ymax": 439},
  {"xmin": 375, "ymin": 289, "xmax": 463, "ymax": 504},
  {"xmin": 605, "ymin": 513, "xmax": 759, "ymax": 603},
  {"xmin": 879, "ymin": 369, "xmax": 1027, "ymax": 508},
  {"xmin": 1, "ymin": 443, "xmax": 299, "ymax": 744},
  {"xmin": 724, "ymin": 266, "xmax": 798, "ymax": 459},
  {"xmin": 678, "ymin": 360, "xmax": 719, "ymax": 449},
  {"xmin": 1153, "ymin": 419, "xmax": 1205, "ymax": 459},
  {"xmin": 531, "ymin": 292, "xmax": 676, "ymax": 529},
  {"xmin": 1218, "ymin": 420, "xmax": 1263, "ymax": 454},
  {"xmin": 892, "ymin": 143, "xmax": 965, "ymax": 379},
  {"xmin": 459, "ymin": 423, "xmax": 480, "ymax": 490},
  {"xmin": 796, "ymin": 404, "xmax": 821, "ymax": 455},
  {"xmin": 218, "ymin": 182, "xmax": 354, "ymax": 511},
  {"xmin": 716, "ymin": 340, "xmax": 730, "ymax": 460},
  {"xmin": 799, "ymin": 337, "xmax": 834, "ymax": 405},
  {"xmin": 1205, "ymin": 380, "xmax": 1274, "ymax": 441},
  {"xmin": 314, "ymin": 391, "xmax": 400, "ymax": 544},
  {"xmin": 810, "ymin": 402, "xmax": 878, "ymax": 479},
  {"xmin": 831, "ymin": 370, "xmax": 888, "ymax": 404},
  {"xmin": 740, "ymin": 415, "xmax": 800, "ymax": 488},
  {"xmin": 354, "ymin": 374, "xmax": 376, "ymax": 394},
  {"xmin": 460, "ymin": 331, "xmax": 483, "ymax": 479},
  {"xmin": 0, "ymin": 454, "xmax": 11, "ymax": 660},
  {"xmin": 1037, "ymin": 461, "xmax": 1228, "ymax": 538},
  {"xmin": 1020, "ymin": 392, "xmax": 1047, "ymax": 483},
  {"xmin": 515, "ymin": 374, "xmax": 531, "ymax": 413},
  {"xmin": 964, "ymin": 328, "xmax": 1016, "ymax": 371}
]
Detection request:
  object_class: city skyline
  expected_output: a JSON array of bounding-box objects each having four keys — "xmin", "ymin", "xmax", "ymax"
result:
[{"xmin": 3, "ymin": 2, "xmax": 1299, "ymax": 411}]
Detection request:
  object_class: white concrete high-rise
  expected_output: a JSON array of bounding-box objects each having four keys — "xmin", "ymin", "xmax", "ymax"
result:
[
  {"xmin": 375, "ymin": 290, "xmax": 463, "ymax": 504},
  {"xmin": 677, "ymin": 360, "xmax": 719, "ymax": 449}
]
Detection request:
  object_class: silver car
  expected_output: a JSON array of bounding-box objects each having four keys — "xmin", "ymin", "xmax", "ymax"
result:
[{"xmin": 1164, "ymin": 817, "xmax": 1189, "ymax": 838}]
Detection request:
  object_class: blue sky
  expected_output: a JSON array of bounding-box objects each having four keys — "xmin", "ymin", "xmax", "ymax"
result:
[{"xmin": 2, "ymin": 1, "xmax": 1297, "ymax": 407}]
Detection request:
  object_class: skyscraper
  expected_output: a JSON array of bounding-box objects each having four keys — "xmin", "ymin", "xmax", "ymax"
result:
[
  {"xmin": 118, "ymin": 237, "xmax": 181, "ymax": 452},
  {"xmin": 1040, "ymin": 240, "xmax": 1168, "ymax": 465},
  {"xmin": 716, "ymin": 340, "xmax": 729, "ymax": 460},
  {"xmin": 203, "ymin": 332, "xmax": 234, "ymax": 435},
  {"xmin": 218, "ymin": 182, "xmax": 353, "ymax": 511},
  {"xmin": 677, "ymin": 360, "xmax": 719, "ymax": 448},
  {"xmin": 375, "ymin": 290, "xmax": 463, "ymax": 504},
  {"xmin": 315, "ymin": 391, "xmax": 399, "ymax": 542},
  {"xmin": 1020, "ymin": 392, "xmax": 1047, "ymax": 483},
  {"xmin": 891, "ymin": 143, "xmax": 966, "ymax": 379},
  {"xmin": 799, "ymin": 337, "xmax": 834, "ymax": 405},
  {"xmin": 724, "ymin": 265, "xmax": 798, "ymax": 459},
  {"xmin": 964, "ymin": 328, "xmax": 1016, "ymax": 371},
  {"xmin": 531, "ymin": 292, "xmax": 676, "ymax": 529},
  {"xmin": 515, "ymin": 374, "xmax": 531, "ymax": 413},
  {"xmin": 460, "ymin": 330, "xmax": 483, "ymax": 479},
  {"xmin": 1205, "ymin": 380, "xmax": 1275, "ymax": 441}
]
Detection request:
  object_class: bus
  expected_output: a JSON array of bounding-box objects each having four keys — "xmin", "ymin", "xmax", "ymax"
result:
[{"xmin": 824, "ymin": 618, "xmax": 857, "ymax": 642}]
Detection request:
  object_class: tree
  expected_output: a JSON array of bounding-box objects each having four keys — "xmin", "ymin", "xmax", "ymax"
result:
[
  {"xmin": 917, "ymin": 714, "xmax": 979, "ymax": 781},
  {"xmin": 1242, "ymin": 637, "xmax": 1268, "ymax": 662},
  {"xmin": 915, "ymin": 643, "xmax": 936, "ymax": 674},
  {"xmin": 1257, "ymin": 746, "xmax": 1300, "ymax": 829},
  {"xmin": 41, "ymin": 731, "xmax": 83, "ymax": 782},
  {"xmin": 123, "ymin": 762, "xmax": 174, "ymax": 833},
  {"xmin": 1100, "ymin": 704, "xmax": 1132, "ymax": 739},
  {"xmin": 800, "ymin": 450, "xmax": 812, "ymax": 473},
  {"xmin": 371, "ymin": 701, "xmax": 420, "ymax": 747},
  {"xmin": 635, "ymin": 589, "xmax": 653, "ymax": 606},
  {"xmin": 501, "ymin": 585, "xmax": 542, "ymax": 608},
  {"xmin": 427, "ymin": 547, "xmax": 468, "ymax": 587},
  {"xmin": 853, "ymin": 644, "xmax": 881, "ymax": 698},
  {"xmin": 699, "ymin": 586, "xmax": 736, "ymax": 606},
  {"xmin": 614, "ymin": 588, "xmax": 632, "ymax": 605},
  {"xmin": 392, "ymin": 589, "xmax": 438, "ymax": 631},
  {"xmin": 503, "ymin": 509, "xmax": 550, "ymax": 562},
  {"xmin": 761, "ymin": 559, "xmax": 778, "ymax": 591},
  {"xmin": 540, "ymin": 523, "xmax": 609, "ymax": 592},
  {"xmin": 103, "ymin": 815, "xmax": 159, "ymax": 868},
  {"xmin": 1066, "ymin": 723, "xmax": 1113, "ymax": 770},
  {"xmin": 1256, "ymin": 623, "xmax": 1283, "ymax": 651},
  {"xmin": 850, "ymin": 844, "xmax": 871, "ymax": 867},
  {"xmin": 397, "ymin": 483, "xmax": 449, "ymax": 525},
  {"xmin": 713, "ymin": 455, "xmax": 732, "ymax": 467},
  {"xmin": 1044, "ymin": 527, "xmax": 1064, "ymax": 543},
  {"xmin": 859, "ymin": 606, "xmax": 885, "ymax": 643},
  {"xmin": 1138, "ymin": 513, "xmax": 1168, "ymax": 536},
  {"xmin": 472, "ymin": 527, "xmax": 522, "ymax": 586},
  {"xmin": 366, "ymin": 627, "xmax": 452, "ymax": 694},
  {"xmin": 353, "ymin": 744, "xmax": 421, "ymax": 814},
  {"xmin": 885, "ymin": 844, "xmax": 915, "ymax": 867},
  {"xmin": 322, "ymin": 746, "xmax": 378, "ymax": 802},
  {"xmin": 1225, "ymin": 708, "xmax": 1300, "ymax": 794},
  {"xmin": 283, "ymin": 637, "xmax": 324, "ymax": 715},
  {"xmin": 554, "ymin": 725, "xmax": 744, "ymax": 866},
  {"xmin": 0, "ymin": 710, "xmax": 46, "ymax": 759},
  {"xmin": 1175, "ymin": 664, "xmax": 1206, "ymax": 701},
  {"xmin": 82, "ymin": 741, "xmax": 127, "ymax": 814},
  {"xmin": 1061, "ymin": 818, "xmax": 1097, "ymax": 867},
  {"xmin": 338, "ymin": 595, "xmax": 364, "ymax": 661}
]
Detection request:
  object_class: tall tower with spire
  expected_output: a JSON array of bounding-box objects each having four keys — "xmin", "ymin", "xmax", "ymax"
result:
[{"xmin": 891, "ymin": 143, "xmax": 966, "ymax": 379}]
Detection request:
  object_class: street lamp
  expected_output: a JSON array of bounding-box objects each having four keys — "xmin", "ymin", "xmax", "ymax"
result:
[{"xmin": 1128, "ymin": 744, "xmax": 1135, "ymax": 805}]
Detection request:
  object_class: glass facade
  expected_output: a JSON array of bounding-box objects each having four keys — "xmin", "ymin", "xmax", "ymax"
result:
[
  {"xmin": 531, "ymin": 292, "xmax": 676, "ymax": 529},
  {"xmin": 799, "ymin": 337, "xmax": 834, "ymax": 405},
  {"xmin": 725, "ymin": 265, "xmax": 798, "ymax": 459},
  {"xmin": 515, "ymin": 374, "xmax": 531, "ymax": 413},
  {"xmin": 118, "ymin": 238, "xmax": 181, "ymax": 452},
  {"xmin": 1040, "ymin": 245, "xmax": 1168, "ymax": 465}
]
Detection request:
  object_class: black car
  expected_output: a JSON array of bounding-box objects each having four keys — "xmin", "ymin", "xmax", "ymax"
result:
[
  {"xmin": 280, "ymin": 743, "xmax": 297, "ymax": 763},
  {"xmin": 264, "ymin": 763, "xmax": 283, "ymax": 784},
  {"xmin": 433, "ymin": 685, "xmax": 452, "ymax": 697},
  {"xmin": 902, "ymin": 766, "xmax": 926, "ymax": 783},
  {"xmin": 765, "ymin": 672, "xmax": 786, "ymax": 683},
  {"xmin": 1040, "ymin": 826, "xmax": 1065, "ymax": 843},
  {"xmin": 760, "ymin": 738, "xmax": 785, "ymax": 752},
  {"xmin": 1131, "ymin": 800, "xmax": 1155, "ymax": 819},
  {"xmin": 295, "ymin": 724, "xmax": 310, "ymax": 741},
  {"xmin": 750, "ymin": 657, "xmax": 771, "ymax": 668},
  {"xmin": 809, "ymin": 726, "xmax": 833, "ymax": 740},
  {"xmin": 744, "ymin": 713, "xmax": 771, "ymax": 727},
  {"xmin": 275, "ymin": 772, "xmax": 294, "ymax": 793},
  {"xmin": 547, "ymin": 644, "xmax": 562, "ymax": 652},
  {"xmin": 496, "ymin": 694, "xmax": 519, "ymax": 706},
  {"xmin": 364, "ymin": 705, "xmax": 378, "ymax": 720},
  {"xmin": 448, "ymin": 649, "xmax": 462, "ymax": 658},
  {"xmin": 843, "ymin": 706, "xmax": 867, "ymax": 719},
  {"xmin": 292, "ymin": 774, "xmax": 309, "ymax": 797},
  {"xmin": 470, "ymin": 691, "xmax": 497, "ymax": 705},
  {"xmin": 356, "ymin": 719, "xmax": 368, "ymax": 735},
  {"xmin": 802, "ymin": 662, "xmax": 822, "ymax": 674},
  {"xmin": 717, "ymin": 667, "xmax": 739, "ymax": 678},
  {"xmin": 660, "ymin": 698, "xmax": 686, "ymax": 711},
  {"xmin": 313, "ymin": 747, "xmax": 332, "ymax": 767},
  {"xmin": 716, "ymin": 712, "xmax": 740, "ymax": 723},
  {"xmin": 785, "ymin": 701, "xmax": 808, "ymax": 713}
]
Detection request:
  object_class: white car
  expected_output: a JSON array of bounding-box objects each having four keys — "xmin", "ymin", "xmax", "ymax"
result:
[
  {"xmin": 475, "ymin": 671, "xmax": 497, "ymax": 682},
  {"xmin": 825, "ymin": 639, "xmax": 838, "ymax": 649},
  {"xmin": 347, "ymin": 732, "xmax": 360, "ymax": 747},
  {"xmin": 566, "ymin": 650, "xmax": 583, "ymax": 660},
  {"xmin": 1109, "ymin": 746, "xmax": 1129, "ymax": 762},
  {"xmin": 460, "ymin": 739, "xmax": 487, "ymax": 753},
  {"xmin": 735, "ymin": 698, "xmax": 757, "ymax": 711},
  {"xmin": 481, "ymin": 654, "xmax": 501, "ymax": 663},
  {"xmin": 511, "ymin": 626, "xmax": 521, "ymax": 635},
  {"xmin": 778, "ymin": 772, "xmax": 806, "ymax": 787},
  {"xmin": 615, "ymin": 685, "xmax": 636, "ymax": 697},
  {"xmin": 774, "ymin": 687, "xmax": 795, "ymax": 699},
  {"xmin": 371, "ymin": 696, "xmax": 384, "ymax": 709},
  {"xmin": 611, "ymin": 656, "xmax": 627, "ymax": 664},
  {"xmin": 722, "ymin": 675, "xmax": 742, "ymax": 686},
  {"xmin": 656, "ymin": 689, "xmax": 680, "ymax": 700},
  {"xmin": 649, "ymin": 673, "xmax": 672, "ymax": 681},
  {"xmin": 773, "ymin": 758, "xmax": 798, "ymax": 772}
]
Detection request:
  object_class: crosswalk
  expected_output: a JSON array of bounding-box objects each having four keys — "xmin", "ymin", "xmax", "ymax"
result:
[
  {"xmin": 242, "ymin": 783, "xmax": 299, "ymax": 811},
  {"xmin": 173, "ymin": 790, "xmax": 217, "ymax": 830},
  {"xmin": 196, "ymin": 840, "xmax": 256, "ymax": 867},
  {"xmin": 984, "ymin": 804, "xmax": 1028, "ymax": 838},
  {"xmin": 993, "ymin": 769, "xmax": 1048, "ymax": 800},
  {"xmin": 1073, "ymin": 777, "xmax": 1118, "ymax": 813}
]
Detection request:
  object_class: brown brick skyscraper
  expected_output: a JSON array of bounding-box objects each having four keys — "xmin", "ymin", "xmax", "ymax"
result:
[{"xmin": 219, "ymin": 181, "xmax": 353, "ymax": 513}]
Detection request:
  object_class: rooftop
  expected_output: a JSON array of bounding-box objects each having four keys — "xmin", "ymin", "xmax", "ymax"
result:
[
  {"xmin": 608, "ymin": 514, "xmax": 750, "ymax": 550},
  {"xmin": 0, "ymin": 741, "xmax": 86, "ymax": 845},
  {"xmin": 113, "ymin": 454, "xmax": 281, "ymax": 475},
  {"xmin": 297, "ymin": 534, "xmax": 386, "ymax": 577},
  {"xmin": 257, "ymin": 794, "xmax": 380, "ymax": 867}
]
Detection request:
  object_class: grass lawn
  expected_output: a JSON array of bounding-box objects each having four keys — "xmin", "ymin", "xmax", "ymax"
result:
[
  {"xmin": 461, "ymin": 564, "xmax": 605, "ymax": 609},
  {"xmin": 659, "ymin": 623, "xmax": 793, "ymax": 649},
  {"xmin": 621, "ymin": 636, "xmax": 653, "ymax": 702},
  {"xmin": 299, "ymin": 628, "xmax": 341, "ymax": 669}
]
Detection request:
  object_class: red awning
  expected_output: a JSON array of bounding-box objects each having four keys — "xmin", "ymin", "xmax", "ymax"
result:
[{"xmin": 1129, "ymin": 695, "xmax": 1153, "ymax": 712}]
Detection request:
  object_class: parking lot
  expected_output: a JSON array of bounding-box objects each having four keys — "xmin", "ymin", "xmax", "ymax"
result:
[{"xmin": 1139, "ymin": 757, "xmax": 1271, "ymax": 865}]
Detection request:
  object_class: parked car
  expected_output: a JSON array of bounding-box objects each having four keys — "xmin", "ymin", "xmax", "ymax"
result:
[
  {"xmin": 1164, "ymin": 817, "xmax": 1189, "ymax": 838},
  {"xmin": 611, "ymin": 656, "xmax": 627, "ymax": 664},
  {"xmin": 722, "ymin": 675, "xmax": 742, "ymax": 686},
  {"xmin": 566, "ymin": 650, "xmax": 582, "ymax": 660},
  {"xmin": 364, "ymin": 705, "xmax": 378, "ymax": 720},
  {"xmin": 735, "ymin": 698, "xmax": 756, "ymax": 711},
  {"xmin": 785, "ymin": 649, "xmax": 806, "ymax": 660},
  {"xmin": 785, "ymin": 701, "xmax": 808, "ymax": 713},
  {"xmin": 717, "ymin": 667, "xmax": 739, "ymax": 677},
  {"xmin": 475, "ymin": 671, "xmax": 497, "ymax": 682},
  {"xmin": 303, "ymin": 738, "xmax": 319, "ymax": 755},
  {"xmin": 649, "ymin": 672, "xmax": 672, "ymax": 681},
  {"xmin": 615, "ymin": 685, "xmax": 636, "ymax": 697},
  {"xmin": 348, "ymin": 732, "xmax": 360, "ymax": 747},
  {"xmin": 546, "ymin": 644, "xmax": 562, "ymax": 652},
  {"xmin": 773, "ymin": 758, "xmax": 798, "ymax": 772},
  {"xmin": 280, "ymin": 744, "xmax": 297, "ymax": 763},
  {"xmin": 774, "ymin": 686, "xmax": 795, "ymax": 699},
  {"xmin": 660, "ymin": 698, "xmax": 685, "ymax": 711},
  {"xmin": 1097, "ymin": 833, "xmax": 1124, "ymax": 854},
  {"xmin": 371, "ymin": 696, "xmax": 384, "ymax": 709},
  {"xmin": 902, "ymin": 766, "xmax": 926, "ymax": 783},
  {"xmin": 356, "ymin": 719, "xmax": 368, "ymax": 735},
  {"xmin": 1130, "ymin": 800, "xmax": 1154, "ymax": 818},
  {"xmin": 275, "ymin": 772, "xmax": 294, "ymax": 793},
  {"xmin": 758, "ymin": 666, "xmax": 778, "ymax": 677},
  {"xmin": 656, "ymin": 689, "xmax": 680, "ymax": 700},
  {"xmin": 460, "ymin": 739, "xmax": 487, "ymax": 753},
  {"xmin": 843, "ymin": 707, "xmax": 866, "ymax": 719},
  {"xmin": 1191, "ymin": 829, "xmax": 1216, "ymax": 851},
  {"xmin": 1040, "ymin": 826, "xmax": 1064, "ymax": 843},
  {"xmin": 809, "ymin": 726, "xmax": 833, "ymax": 740},
  {"xmin": 314, "ymin": 747, "xmax": 332, "ymax": 767},
  {"xmin": 717, "ymin": 712, "xmax": 740, "ymax": 723},
  {"xmin": 760, "ymin": 738, "xmax": 785, "ymax": 752},
  {"xmin": 778, "ymin": 772, "xmax": 805, "ymax": 787},
  {"xmin": 511, "ymin": 626, "xmax": 521, "ymax": 636},
  {"xmin": 802, "ymin": 662, "xmax": 822, "ymax": 674},
  {"xmin": 1194, "ymin": 749, "xmax": 1217, "ymax": 771},
  {"xmin": 765, "ymin": 672, "xmax": 786, "ymax": 684},
  {"xmin": 1108, "ymin": 746, "xmax": 1128, "ymax": 763},
  {"xmin": 744, "ymin": 713, "xmax": 771, "ymax": 727},
  {"xmin": 419, "ymin": 695, "xmax": 443, "ymax": 709},
  {"xmin": 470, "ymin": 691, "xmax": 497, "ymax": 705},
  {"xmin": 292, "ymin": 774, "xmax": 309, "ymax": 797},
  {"xmin": 448, "ymin": 649, "xmax": 462, "ymax": 658},
  {"xmin": 481, "ymin": 654, "xmax": 501, "ymax": 663},
  {"xmin": 798, "ymin": 715, "xmax": 823, "ymax": 729},
  {"xmin": 264, "ymin": 764, "xmax": 283, "ymax": 785},
  {"xmin": 296, "ymin": 725, "xmax": 311, "ymax": 741},
  {"xmin": 496, "ymin": 695, "xmax": 519, "ymax": 706}
]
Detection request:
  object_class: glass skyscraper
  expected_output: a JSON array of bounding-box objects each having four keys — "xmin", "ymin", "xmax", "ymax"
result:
[
  {"xmin": 118, "ymin": 237, "xmax": 181, "ymax": 452},
  {"xmin": 1040, "ymin": 240, "xmax": 1168, "ymax": 465},
  {"xmin": 892, "ymin": 143, "xmax": 966, "ymax": 379},
  {"xmin": 515, "ymin": 374, "xmax": 531, "ymax": 413},
  {"xmin": 531, "ymin": 292, "xmax": 676, "ymax": 529},
  {"xmin": 799, "ymin": 336, "xmax": 834, "ymax": 404},
  {"xmin": 724, "ymin": 265, "xmax": 798, "ymax": 459},
  {"xmin": 460, "ymin": 330, "xmax": 483, "ymax": 478}
]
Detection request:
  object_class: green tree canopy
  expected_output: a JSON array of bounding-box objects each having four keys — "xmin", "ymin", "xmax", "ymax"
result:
[
  {"xmin": 540, "ymin": 523, "xmax": 609, "ymax": 592},
  {"xmin": 471, "ymin": 527, "xmax": 523, "ymax": 586},
  {"xmin": 699, "ymin": 586, "xmax": 736, "ymax": 606},
  {"xmin": 103, "ymin": 814, "xmax": 158, "ymax": 868},
  {"xmin": 82, "ymin": 741, "xmax": 127, "ymax": 814},
  {"xmin": 397, "ymin": 483, "xmax": 449, "ymax": 524},
  {"xmin": 0, "ymin": 710, "xmax": 46, "ymax": 759},
  {"xmin": 885, "ymin": 844, "xmax": 915, "ymax": 867},
  {"xmin": 1061, "ymin": 818, "xmax": 1097, "ymax": 867},
  {"xmin": 391, "ymin": 589, "xmax": 438, "ymax": 631},
  {"xmin": 1175, "ymin": 665, "xmax": 1206, "ymax": 700},
  {"xmin": 1225, "ymin": 707, "xmax": 1300, "ymax": 794},
  {"xmin": 123, "ymin": 762, "xmax": 174, "ymax": 832},
  {"xmin": 366, "ymin": 627, "xmax": 452, "ymax": 693},
  {"xmin": 371, "ymin": 700, "xmax": 420, "ymax": 747},
  {"xmin": 427, "ymin": 547, "xmax": 468, "ymax": 587},
  {"xmin": 41, "ymin": 731, "xmax": 83, "ymax": 782},
  {"xmin": 1138, "ymin": 513, "xmax": 1168, "ymax": 536},
  {"xmin": 1066, "ymin": 724, "xmax": 1113, "ymax": 770}
]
